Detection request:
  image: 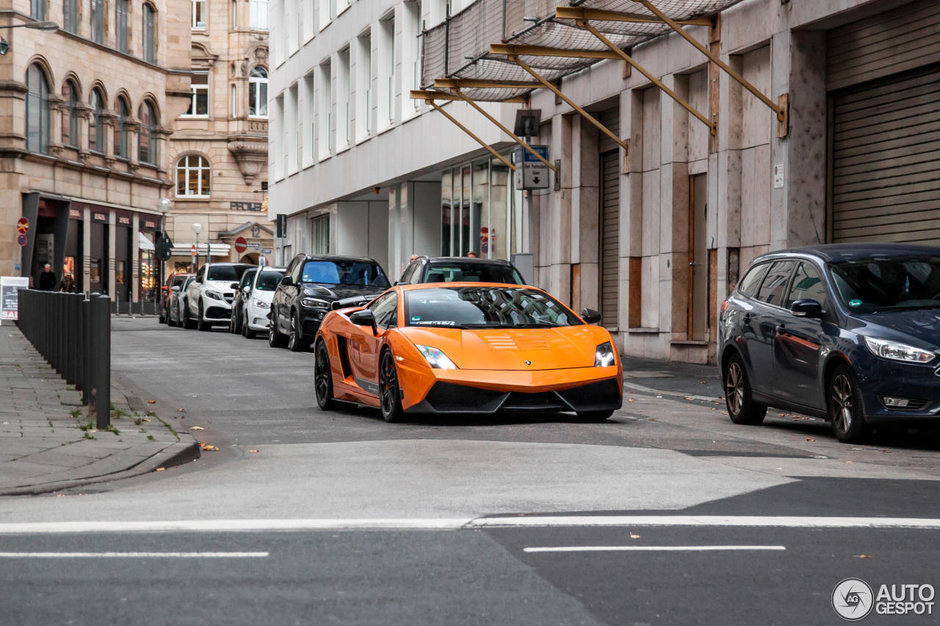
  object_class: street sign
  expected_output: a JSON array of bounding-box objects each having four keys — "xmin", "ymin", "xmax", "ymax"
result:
[
  {"xmin": 155, "ymin": 232, "xmax": 173, "ymax": 261},
  {"xmin": 16, "ymin": 233, "xmax": 27, "ymax": 247},
  {"xmin": 512, "ymin": 146, "xmax": 551, "ymax": 190},
  {"xmin": 234, "ymin": 236, "xmax": 248, "ymax": 254},
  {"xmin": 191, "ymin": 244, "xmax": 197, "ymax": 260},
  {"xmin": 16, "ymin": 217, "xmax": 29, "ymax": 234}
]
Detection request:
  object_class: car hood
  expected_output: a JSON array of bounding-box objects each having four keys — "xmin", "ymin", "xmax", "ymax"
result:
[
  {"xmin": 854, "ymin": 308, "xmax": 940, "ymax": 351},
  {"xmin": 399, "ymin": 325, "xmax": 611, "ymax": 371},
  {"xmin": 302, "ymin": 283, "xmax": 385, "ymax": 301},
  {"xmin": 252, "ymin": 290, "xmax": 275, "ymax": 303},
  {"xmin": 205, "ymin": 280, "xmax": 236, "ymax": 293}
]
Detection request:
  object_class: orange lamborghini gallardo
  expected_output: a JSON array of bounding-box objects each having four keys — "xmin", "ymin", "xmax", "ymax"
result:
[{"xmin": 313, "ymin": 283, "xmax": 623, "ymax": 422}]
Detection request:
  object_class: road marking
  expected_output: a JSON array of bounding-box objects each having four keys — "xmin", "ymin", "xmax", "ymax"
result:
[
  {"xmin": 524, "ymin": 545, "xmax": 786, "ymax": 553},
  {"xmin": 0, "ymin": 552, "xmax": 268, "ymax": 558},
  {"xmin": 0, "ymin": 516, "xmax": 939, "ymax": 534}
]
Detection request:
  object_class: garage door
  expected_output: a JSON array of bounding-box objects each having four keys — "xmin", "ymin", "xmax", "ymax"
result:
[
  {"xmin": 598, "ymin": 109, "xmax": 620, "ymax": 329},
  {"xmin": 831, "ymin": 64, "xmax": 940, "ymax": 243}
]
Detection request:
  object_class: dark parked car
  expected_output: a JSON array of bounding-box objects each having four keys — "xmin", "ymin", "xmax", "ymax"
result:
[
  {"xmin": 167, "ymin": 274, "xmax": 195, "ymax": 327},
  {"xmin": 229, "ymin": 268, "xmax": 259, "ymax": 334},
  {"xmin": 397, "ymin": 256, "xmax": 526, "ymax": 285},
  {"xmin": 159, "ymin": 272, "xmax": 192, "ymax": 323},
  {"xmin": 269, "ymin": 254, "xmax": 390, "ymax": 351},
  {"xmin": 718, "ymin": 243, "xmax": 940, "ymax": 442}
]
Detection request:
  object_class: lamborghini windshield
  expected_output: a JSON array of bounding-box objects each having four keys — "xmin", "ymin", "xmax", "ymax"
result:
[{"xmin": 404, "ymin": 286, "xmax": 581, "ymax": 328}]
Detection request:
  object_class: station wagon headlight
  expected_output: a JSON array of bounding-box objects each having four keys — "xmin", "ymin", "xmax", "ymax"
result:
[
  {"xmin": 301, "ymin": 297, "xmax": 329, "ymax": 309},
  {"xmin": 863, "ymin": 337, "xmax": 935, "ymax": 363},
  {"xmin": 253, "ymin": 298, "xmax": 269, "ymax": 309},
  {"xmin": 416, "ymin": 345, "xmax": 458, "ymax": 370},
  {"xmin": 595, "ymin": 342, "xmax": 616, "ymax": 367}
]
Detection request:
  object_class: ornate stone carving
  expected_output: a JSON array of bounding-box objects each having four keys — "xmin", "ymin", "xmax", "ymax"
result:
[{"xmin": 227, "ymin": 136, "xmax": 268, "ymax": 185}]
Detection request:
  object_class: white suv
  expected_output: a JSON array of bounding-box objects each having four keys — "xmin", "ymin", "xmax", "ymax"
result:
[
  {"xmin": 241, "ymin": 267, "xmax": 286, "ymax": 338},
  {"xmin": 184, "ymin": 263, "xmax": 255, "ymax": 330}
]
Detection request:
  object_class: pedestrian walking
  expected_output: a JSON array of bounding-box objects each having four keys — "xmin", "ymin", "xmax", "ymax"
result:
[
  {"xmin": 57, "ymin": 273, "xmax": 76, "ymax": 293},
  {"xmin": 38, "ymin": 264, "xmax": 57, "ymax": 291}
]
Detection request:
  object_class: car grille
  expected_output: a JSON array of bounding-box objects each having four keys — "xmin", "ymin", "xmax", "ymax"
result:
[
  {"xmin": 224, "ymin": 294, "xmax": 234, "ymax": 304},
  {"xmin": 423, "ymin": 378, "xmax": 620, "ymax": 413}
]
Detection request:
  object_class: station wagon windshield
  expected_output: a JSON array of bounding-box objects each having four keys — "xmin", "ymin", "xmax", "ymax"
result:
[
  {"xmin": 829, "ymin": 257, "xmax": 940, "ymax": 313},
  {"xmin": 302, "ymin": 261, "xmax": 389, "ymax": 287},
  {"xmin": 404, "ymin": 286, "xmax": 580, "ymax": 328},
  {"xmin": 207, "ymin": 265, "xmax": 247, "ymax": 282},
  {"xmin": 424, "ymin": 262, "xmax": 524, "ymax": 284},
  {"xmin": 256, "ymin": 271, "xmax": 284, "ymax": 291}
]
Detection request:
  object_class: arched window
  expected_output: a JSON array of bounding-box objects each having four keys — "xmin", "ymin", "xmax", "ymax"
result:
[
  {"xmin": 89, "ymin": 88, "xmax": 105, "ymax": 154},
  {"xmin": 25, "ymin": 64, "xmax": 50, "ymax": 154},
  {"xmin": 61, "ymin": 80, "xmax": 79, "ymax": 147},
  {"xmin": 248, "ymin": 67, "xmax": 268, "ymax": 118},
  {"xmin": 138, "ymin": 101, "xmax": 158, "ymax": 165},
  {"xmin": 114, "ymin": 97, "xmax": 130, "ymax": 159},
  {"xmin": 116, "ymin": 0, "xmax": 130, "ymax": 53},
  {"xmin": 142, "ymin": 4, "xmax": 156, "ymax": 63},
  {"xmin": 176, "ymin": 155, "xmax": 211, "ymax": 197}
]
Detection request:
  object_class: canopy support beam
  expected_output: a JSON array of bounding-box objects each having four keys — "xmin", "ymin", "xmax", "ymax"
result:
[
  {"xmin": 434, "ymin": 78, "xmax": 541, "ymax": 90},
  {"xmin": 575, "ymin": 20, "xmax": 715, "ymax": 135},
  {"xmin": 447, "ymin": 89, "xmax": 556, "ymax": 172},
  {"xmin": 425, "ymin": 98, "xmax": 515, "ymax": 171},
  {"xmin": 555, "ymin": 6, "xmax": 712, "ymax": 26},
  {"xmin": 411, "ymin": 89, "xmax": 527, "ymax": 104},
  {"xmin": 493, "ymin": 51, "xmax": 628, "ymax": 152},
  {"xmin": 489, "ymin": 43, "xmax": 621, "ymax": 60},
  {"xmin": 630, "ymin": 0, "xmax": 787, "ymax": 128}
]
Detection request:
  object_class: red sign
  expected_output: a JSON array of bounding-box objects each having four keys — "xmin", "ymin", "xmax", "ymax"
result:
[
  {"xmin": 191, "ymin": 244, "xmax": 197, "ymax": 258},
  {"xmin": 234, "ymin": 237, "xmax": 248, "ymax": 254},
  {"xmin": 17, "ymin": 233, "xmax": 27, "ymax": 247},
  {"xmin": 16, "ymin": 217, "xmax": 29, "ymax": 234}
]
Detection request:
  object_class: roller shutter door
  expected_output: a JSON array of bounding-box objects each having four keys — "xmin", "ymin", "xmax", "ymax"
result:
[
  {"xmin": 831, "ymin": 65, "xmax": 940, "ymax": 243},
  {"xmin": 599, "ymin": 109, "xmax": 620, "ymax": 329}
]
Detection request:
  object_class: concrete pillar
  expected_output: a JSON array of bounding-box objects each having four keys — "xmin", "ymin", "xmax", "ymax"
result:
[
  {"xmin": 108, "ymin": 210, "xmax": 116, "ymax": 300},
  {"xmin": 82, "ymin": 207, "xmax": 91, "ymax": 293},
  {"xmin": 131, "ymin": 214, "xmax": 140, "ymax": 304},
  {"xmin": 541, "ymin": 112, "xmax": 572, "ymax": 304}
]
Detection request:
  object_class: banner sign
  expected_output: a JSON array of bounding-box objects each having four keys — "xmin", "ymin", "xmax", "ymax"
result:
[{"xmin": 1, "ymin": 277, "xmax": 29, "ymax": 321}]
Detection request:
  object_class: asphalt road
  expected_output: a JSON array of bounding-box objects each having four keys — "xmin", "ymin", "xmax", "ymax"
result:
[{"xmin": 1, "ymin": 317, "xmax": 939, "ymax": 625}]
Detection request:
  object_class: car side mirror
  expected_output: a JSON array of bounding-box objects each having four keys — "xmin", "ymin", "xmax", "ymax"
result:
[
  {"xmin": 171, "ymin": 285, "xmax": 180, "ymax": 292},
  {"xmin": 280, "ymin": 276, "xmax": 293, "ymax": 287},
  {"xmin": 349, "ymin": 308, "xmax": 376, "ymax": 333},
  {"xmin": 581, "ymin": 307, "xmax": 602, "ymax": 325},
  {"xmin": 230, "ymin": 282, "xmax": 239, "ymax": 290},
  {"xmin": 790, "ymin": 299, "xmax": 823, "ymax": 318},
  {"xmin": 195, "ymin": 275, "xmax": 204, "ymax": 283}
]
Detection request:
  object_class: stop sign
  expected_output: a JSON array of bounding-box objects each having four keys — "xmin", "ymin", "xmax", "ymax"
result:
[{"xmin": 234, "ymin": 236, "xmax": 248, "ymax": 254}]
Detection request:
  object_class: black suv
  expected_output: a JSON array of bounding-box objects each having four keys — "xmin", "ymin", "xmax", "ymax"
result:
[
  {"xmin": 269, "ymin": 254, "xmax": 390, "ymax": 351},
  {"xmin": 397, "ymin": 256, "xmax": 526, "ymax": 285}
]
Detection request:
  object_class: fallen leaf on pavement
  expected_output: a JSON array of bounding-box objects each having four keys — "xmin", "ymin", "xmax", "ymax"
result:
[
  {"xmin": 649, "ymin": 418, "xmax": 657, "ymax": 422},
  {"xmin": 249, "ymin": 449, "xmax": 260, "ymax": 453},
  {"xmin": 177, "ymin": 408, "xmax": 185, "ymax": 412},
  {"xmin": 855, "ymin": 554, "xmax": 870, "ymax": 559},
  {"xmin": 142, "ymin": 418, "xmax": 151, "ymax": 422},
  {"xmin": 199, "ymin": 443, "xmax": 219, "ymax": 451},
  {"xmin": 630, "ymin": 532, "xmax": 641, "ymax": 539},
  {"xmin": 147, "ymin": 400, "xmax": 156, "ymax": 404},
  {"xmin": 805, "ymin": 438, "xmax": 816, "ymax": 442},
  {"xmin": 627, "ymin": 398, "xmax": 634, "ymax": 403},
  {"xmin": 684, "ymin": 396, "xmax": 694, "ymax": 401},
  {"xmin": 155, "ymin": 467, "xmax": 165, "ymax": 472},
  {"xmin": 189, "ymin": 426, "xmax": 204, "ymax": 431}
]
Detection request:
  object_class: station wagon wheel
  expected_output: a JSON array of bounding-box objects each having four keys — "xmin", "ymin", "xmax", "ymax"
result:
[
  {"xmin": 268, "ymin": 317, "xmax": 287, "ymax": 348},
  {"xmin": 379, "ymin": 349, "xmax": 403, "ymax": 423},
  {"xmin": 828, "ymin": 364, "xmax": 867, "ymax": 443},
  {"xmin": 723, "ymin": 354, "xmax": 766, "ymax": 425},
  {"xmin": 288, "ymin": 310, "xmax": 306, "ymax": 352},
  {"xmin": 314, "ymin": 340, "xmax": 337, "ymax": 410}
]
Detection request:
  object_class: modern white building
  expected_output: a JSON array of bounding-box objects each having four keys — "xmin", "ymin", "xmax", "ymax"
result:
[{"xmin": 269, "ymin": 0, "xmax": 940, "ymax": 363}]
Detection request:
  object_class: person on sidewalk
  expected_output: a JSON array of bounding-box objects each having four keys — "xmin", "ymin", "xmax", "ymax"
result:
[
  {"xmin": 57, "ymin": 273, "xmax": 76, "ymax": 293},
  {"xmin": 38, "ymin": 264, "xmax": 57, "ymax": 291}
]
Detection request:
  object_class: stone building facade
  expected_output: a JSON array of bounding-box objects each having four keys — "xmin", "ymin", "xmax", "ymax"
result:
[
  {"xmin": 1, "ymin": 0, "xmax": 191, "ymax": 309},
  {"xmin": 164, "ymin": 0, "xmax": 272, "ymax": 273}
]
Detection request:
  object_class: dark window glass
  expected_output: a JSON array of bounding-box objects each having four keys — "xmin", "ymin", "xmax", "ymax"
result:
[
  {"xmin": 737, "ymin": 263, "xmax": 770, "ymax": 298},
  {"xmin": 301, "ymin": 261, "xmax": 389, "ymax": 287},
  {"xmin": 206, "ymin": 265, "xmax": 250, "ymax": 282},
  {"xmin": 61, "ymin": 82, "xmax": 78, "ymax": 147},
  {"xmin": 31, "ymin": 0, "xmax": 46, "ymax": 20},
  {"xmin": 256, "ymin": 271, "xmax": 284, "ymax": 291},
  {"xmin": 143, "ymin": 4, "xmax": 156, "ymax": 63},
  {"xmin": 25, "ymin": 65, "xmax": 49, "ymax": 154},
  {"xmin": 399, "ymin": 261, "xmax": 418, "ymax": 283},
  {"xmin": 422, "ymin": 262, "xmax": 524, "ymax": 285},
  {"xmin": 239, "ymin": 269, "xmax": 258, "ymax": 288},
  {"xmin": 369, "ymin": 292, "xmax": 398, "ymax": 328},
  {"xmin": 91, "ymin": 0, "xmax": 104, "ymax": 43},
  {"xmin": 404, "ymin": 286, "xmax": 581, "ymax": 328},
  {"xmin": 172, "ymin": 274, "xmax": 191, "ymax": 288},
  {"xmin": 785, "ymin": 262, "xmax": 827, "ymax": 309},
  {"xmin": 90, "ymin": 90, "xmax": 105, "ymax": 153},
  {"xmin": 755, "ymin": 261, "xmax": 795, "ymax": 307},
  {"xmin": 138, "ymin": 102, "xmax": 158, "ymax": 165},
  {"xmin": 829, "ymin": 257, "xmax": 940, "ymax": 313},
  {"xmin": 116, "ymin": 0, "xmax": 129, "ymax": 53},
  {"xmin": 63, "ymin": 0, "xmax": 78, "ymax": 32},
  {"xmin": 114, "ymin": 98, "xmax": 130, "ymax": 159}
]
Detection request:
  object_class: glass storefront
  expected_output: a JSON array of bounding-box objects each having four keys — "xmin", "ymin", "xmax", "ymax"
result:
[{"xmin": 440, "ymin": 155, "xmax": 523, "ymax": 260}]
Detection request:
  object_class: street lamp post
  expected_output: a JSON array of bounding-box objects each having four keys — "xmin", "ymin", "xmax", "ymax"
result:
[
  {"xmin": 0, "ymin": 21, "xmax": 60, "ymax": 55},
  {"xmin": 192, "ymin": 222, "xmax": 202, "ymax": 272}
]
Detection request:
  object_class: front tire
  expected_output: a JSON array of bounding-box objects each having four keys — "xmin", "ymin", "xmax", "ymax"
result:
[
  {"xmin": 243, "ymin": 317, "xmax": 255, "ymax": 339},
  {"xmin": 828, "ymin": 364, "xmax": 868, "ymax": 443},
  {"xmin": 268, "ymin": 317, "xmax": 288, "ymax": 348},
  {"xmin": 197, "ymin": 302, "xmax": 209, "ymax": 331},
  {"xmin": 288, "ymin": 310, "xmax": 307, "ymax": 352},
  {"xmin": 379, "ymin": 349, "xmax": 404, "ymax": 423},
  {"xmin": 315, "ymin": 340, "xmax": 338, "ymax": 411},
  {"xmin": 183, "ymin": 303, "xmax": 196, "ymax": 329},
  {"xmin": 723, "ymin": 354, "xmax": 766, "ymax": 425}
]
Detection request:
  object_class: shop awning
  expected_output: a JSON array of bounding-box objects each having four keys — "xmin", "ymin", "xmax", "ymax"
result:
[
  {"xmin": 138, "ymin": 231, "xmax": 155, "ymax": 251},
  {"xmin": 170, "ymin": 244, "xmax": 232, "ymax": 257}
]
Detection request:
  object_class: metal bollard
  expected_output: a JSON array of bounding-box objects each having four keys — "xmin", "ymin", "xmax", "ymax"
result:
[
  {"xmin": 82, "ymin": 295, "xmax": 92, "ymax": 405},
  {"xmin": 92, "ymin": 294, "xmax": 111, "ymax": 429}
]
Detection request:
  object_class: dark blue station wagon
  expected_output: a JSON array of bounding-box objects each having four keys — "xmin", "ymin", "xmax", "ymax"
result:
[{"xmin": 718, "ymin": 244, "xmax": 940, "ymax": 442}]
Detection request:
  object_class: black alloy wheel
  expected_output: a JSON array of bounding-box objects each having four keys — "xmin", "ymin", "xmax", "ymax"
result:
[
  {"xmin": 242, "ymin": 316, "xmax": 254, "ymax": 338},
  {"xmin": 268, "ymin": 318, "xmax": 287, "ymax": 348},
  {"xmin": 723, "ymin": 354, "xmax": 767, "ymax": 425},
  {"xmin": 379, "ymin": 349, "xmax": 404, "ymax": 423},
  {"xmin": 828, "ymin": 364, "xmax": 867, "ymax": 443},
  {"xmin": 229, "ymin": 308, "xmax": 238, "ymax": 333},
  {"xmin": 197, "ymin": 302, "xmax": 208, "ymax": 331},
  {"xmin": 183, "ymin": 303, "xmax": 195, "ymax": 329},
  {"xmin": 288, "ymin": 310, "xmax": 306, "ymax": 352},
  {"xmin": 579, "ymin": 410, "xmax": 614, "ymax": 422},
  {"xmin": 314, "ymin": 340, "xmax": 337, "ymax": 410}
]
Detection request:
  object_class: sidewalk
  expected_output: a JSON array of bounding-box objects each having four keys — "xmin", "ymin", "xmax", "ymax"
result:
[
  {"xmin": 0, "ymin": 323, "xmax": 198, "ymax": 496},
  {"xmin": 621, "ymin": 355, "xmax": 724, "ymax": 404}
]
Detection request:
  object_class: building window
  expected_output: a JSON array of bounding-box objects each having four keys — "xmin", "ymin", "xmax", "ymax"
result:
[
  {"xmin": 114, "ymin": 97, "xmax": 130, "ymax": 159},
  {"xmin": 192, "ymin": 0, "xmax": 206, "ymax": 29},
  {"xmin": 250, "ymin": 0, "xmax": 267, "ymax": 28},
  {"xmin": 63, "ymin": 0, "xmax": 78, "ymax": 32},
  {"xmin": 312, "ymin": 214, "xmax": 329, "ymax": 254},
  {"xmin": 248, "ymin": 67, "xmax": 268, "ymax": 118},
  {"xmin": 90, "ymin": 0, "xmax": 105, "ymax": 44},
  {"xmin": 116, "ymin": 0, "xmax": 130, "ymax": 53},
  {"xmin": 185, "ymin": 72, "xmax": 209, "ymax": 117},
  {"xmin": 356, "ymin": 30, "xmax": 371, "ymax": 141},
  {"xmin": 31, "ymin": 0, "xmax": 46, "ymax": 20},
  {"xmin": 231, "ymin": 83, "xmax": 237, "ymax": 116},
  {"xmin": 378, "ymin": 12, "xmax": 395, "ymax": 129},
  {"xmin": 25, "ymin": 64, "xmax": 50, "ymax": 154},
  {"xmin": 232, "ymin": 0, "xmax": 237, "ymax": 28},
  {"xmin": 89, "ymin": 88, "xmax": 105, "ymax": 154},
  {"xmin": 176, "ymin": 155, "xmax": 211, "ymax": 197},
  {"xmin": 143, "ymin": 4, "xmax": 156, "ymax": 63},
  {"xmin": 138, "ymin": 102, "xmax": 158, "ymax": 165},
  {"xmin": 61, "ymin": 81, "xmax": 79, "ymax": 147}
]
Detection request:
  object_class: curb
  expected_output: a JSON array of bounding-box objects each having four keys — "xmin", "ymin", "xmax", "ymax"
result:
[{"xmin": 0, "ymin": 441, "xmax": 201, "ymax": 497}]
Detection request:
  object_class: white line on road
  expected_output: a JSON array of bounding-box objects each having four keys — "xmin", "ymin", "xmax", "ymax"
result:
[
  {"xmin": 0, "ymin": 552, "xmax": 268, "ymax": 558},
  {"xmin": 523, "ymin": 545, "xmax": 787, "ymax": 553},
  {"xmin": 0, "ymin": 516, "xmax": 939, "ymax": 534}
]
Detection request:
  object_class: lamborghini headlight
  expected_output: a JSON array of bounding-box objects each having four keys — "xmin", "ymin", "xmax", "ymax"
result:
[
  {"xmin": 595, "ymin": 341, "xmax": 616, "ymax": 367},
  {"xmin": 416, "ymin": 345, "xmax": 458, "ymax": 370}
]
